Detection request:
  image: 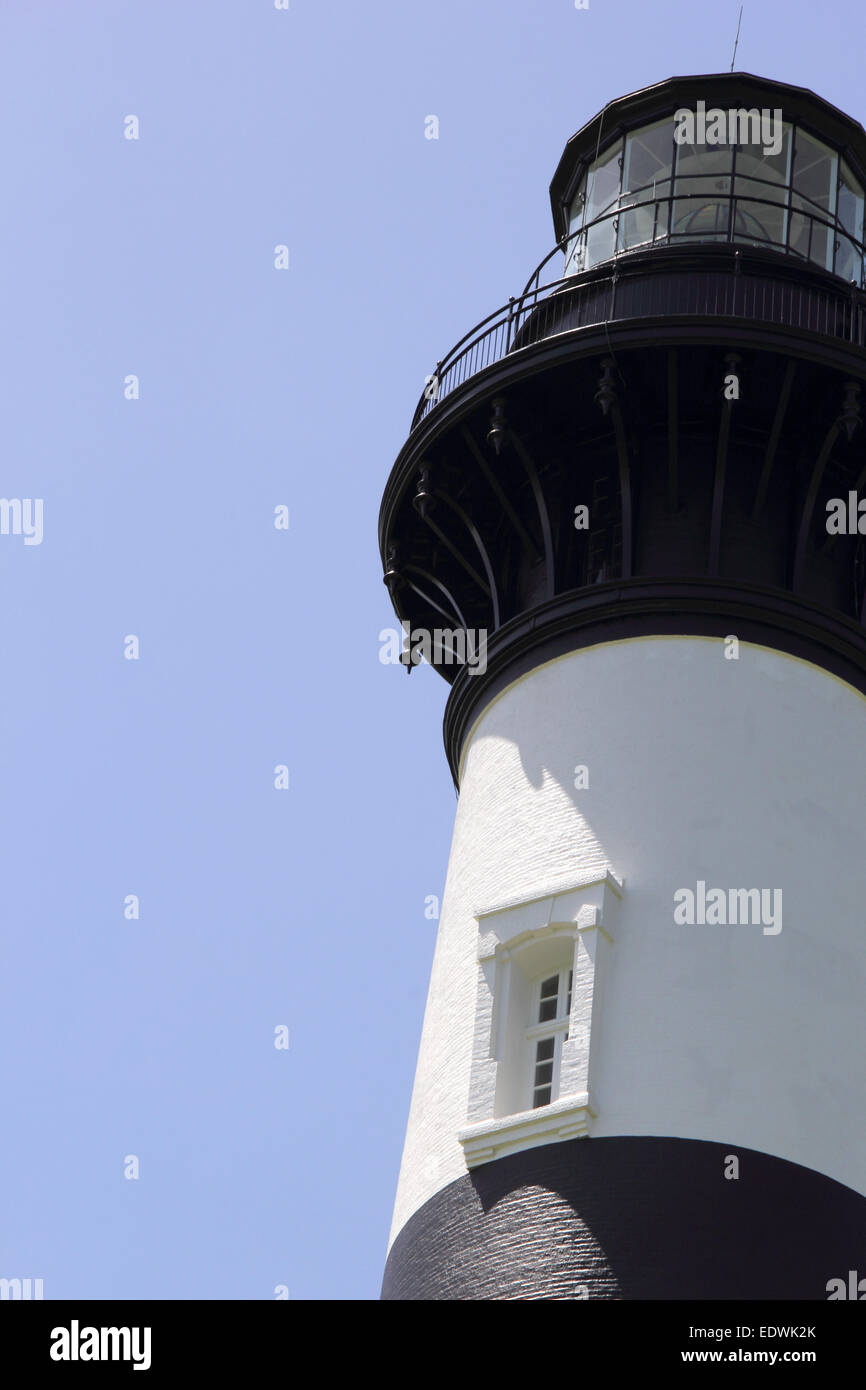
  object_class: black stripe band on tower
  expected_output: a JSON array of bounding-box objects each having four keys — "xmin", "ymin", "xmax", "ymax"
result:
[{"xmin": 382, "ymin": 1137, "xmax": 866, "ymax": 1302}]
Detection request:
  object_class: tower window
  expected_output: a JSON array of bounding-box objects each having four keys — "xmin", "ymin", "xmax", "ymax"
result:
[
  {"xmin": 538, "ymin": 973, "xmax": 560, "ymax": 1022},
  {"xmin": 528, "ymin": 969, "xmax": 573, "ymax": 1109},
  {"xmin": 532, "ymin": 1036, "xmax": 555, "ymax": 1107},
  {"xmin": 462, "ymin": 875, "xmax": 620, "ymax": 1162}
]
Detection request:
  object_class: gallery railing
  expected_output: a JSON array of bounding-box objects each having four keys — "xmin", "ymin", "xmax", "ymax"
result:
[{"xmin": 411, "ymin": 184, "xmax": 866, "ymax": 430}]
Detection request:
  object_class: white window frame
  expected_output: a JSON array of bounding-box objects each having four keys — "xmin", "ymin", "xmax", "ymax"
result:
[
  {"xmin": 527, "ymin": 969, "xmax": 573, "ymax": 1110},
  {"xmin": 459, "ymin": 871, "xmax": 622, "ymax": 1169}
]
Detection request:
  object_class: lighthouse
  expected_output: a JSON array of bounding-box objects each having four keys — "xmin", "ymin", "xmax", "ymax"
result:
[{"xmin": 379, "ymin": 73, "xmax": 866, "ymax": 1300}]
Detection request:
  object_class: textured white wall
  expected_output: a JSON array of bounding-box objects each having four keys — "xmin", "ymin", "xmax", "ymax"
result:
[{"xmin": 388, "ymin": 636, "xmax": 866, "ymax": 1249}]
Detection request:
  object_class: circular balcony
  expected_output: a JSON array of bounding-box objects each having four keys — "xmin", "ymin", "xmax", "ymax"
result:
[{"xmin": 412, "ymin": 203, "xmax": 866, "ymax": 433}]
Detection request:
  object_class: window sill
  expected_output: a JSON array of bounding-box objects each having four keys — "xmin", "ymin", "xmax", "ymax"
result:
[{"xmin": 457, "ymin": 1093, "xmax": 596, "ymax": 1169}]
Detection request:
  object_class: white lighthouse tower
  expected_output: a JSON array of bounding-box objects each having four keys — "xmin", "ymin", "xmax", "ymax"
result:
[{"xmin": 380, "ymin": 72, "xmax": 866, "ymax": 1300}]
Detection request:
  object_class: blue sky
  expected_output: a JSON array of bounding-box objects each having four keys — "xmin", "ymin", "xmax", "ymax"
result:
[{"xmin": 0, "ymin": 0, "xmax": 862, "ymax": 1301}]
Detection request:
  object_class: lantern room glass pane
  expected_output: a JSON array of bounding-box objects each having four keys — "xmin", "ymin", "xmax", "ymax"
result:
[
  {"xmin": 618, "ymin": 194, "xmax": 669, "ymax": 252},
  {"xmin": 586, "ymin": 214, "xmax": 617, "ymax": 266},
  {"xmin": 622, "ymin": 119, "xmax": 674, "ymax": 195},
  {"xmin": 790, "ymin": 199, "xmax": 832, "ymax": 270},
  {"xmin": 582, "ymin": 139, "xmax": 622, "ymax": 267},
  {"xmin": 791, "ymin": 130, "xmax": 837, "ymax": 272},
  {"xmin": 585, "ymin": 139, "xmax": 622, "ymax": 220},
  {"xmin": 838, "ymin": 161, "xmax": 864, "ymax": 237},
  {"xmin": 836, "ymin": 161, "xmax": 864, "ymax": 282},
  {"xmin": 835, "ymin": 232, "xmax": 860, "ymax": 284},
  {"xmin": 671, "ymin": 138, "xmax": 735, "ymax": 243},
  {"xmin": 734, "ymin": 121, "xmax": 791, "ymax": 187},
  {"xmin": 619, "ymin": 119, "xmax": 674, "ymax": 251},
  {"xmin": 731, "ymin": 199, "xmax": 788, "ymax": 247},
  {"xmin": 732, "ymin": 121, "xmax": 792, "ymax": 248},
  {"xmin": 564, "ymin": 170, "xmax": 587, "ymax": 275},
  {"xmin": 788, "ymin": 208, "xmax": 817, "ymax": 264},
  {"xmin": 793, "ymin": 129, "xmax": 837, "ymax": 213}
]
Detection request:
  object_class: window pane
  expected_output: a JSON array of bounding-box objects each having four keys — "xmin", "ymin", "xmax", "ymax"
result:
[
  {"xmin": 671, "ymin": 194, "xmax": 731, "ymax": 240},
  {"xmin": 618, "ymin": 183, "xmax": 671, "ymax": 251},
  {"xmin": 733, "ymin": 121, "xmax": 791, "ymax": 253},
  {"xmin": 793, "ymin": 130, "xmax": 837, "ymax": 214},
  {"xmin": 586, "ymin": 215, "xmax": 617, "ymax": 266},
  {"xmin": 837, "ymin": 162, "xmax": 864, "ymax": 282},
  {"xmin": 538, "ymin": 977, "xmax": 558, "ymax": 1022},
  {"xmin": 618, "ymin": 117, "xmax": 676, "ymax": 252},
  {"xmin": 836, "ymin": 232, "xmax": 861, "ymax": 284},
  {"xmin": 839, "ymin": 162, "xmax": 864, "ymax": 238},
  {"xmin": 790, "ymin": 199, "xmax": 832, "ymax": 270},
  {"xmin": 623, "ymin": 120, "xmax": 674, "ymax": 196},
  {"xmin": 675, "ymin": 139, "xmax": 735, "ymax": 181},
  {"xmin": 533, "ymin": 1035, "xmax": 556, "ymax": 1108},
  {"xmin": 565, "ymin": 172, "xmax": 587, "ymax": 275},
  {"xmin": 672, "ymin": 138, "xmax": 734, "ymax": 243},
  {"xmin": 568, "ymin": 171, "xmax": 586, "ymax": 230},
  {"xmin": 585, "ymin": 141, "xmax": 622, "ymax": 221},
  {"xmin": 733, "ymin": 121, "xmax": 791, "ymax": 186},
  {"xmin": 564, "ymin": 229, "xmax": 587, "ymax": 276},
  {"xmin": 731, "ymin": 198, "xmax": 787, "ymax": 247},
  {"xmin": 733, "ymin": 173, "xmax": 788, "ymax": 202},
  {"xmin": 580, "ymin": 140, "xmax": 622, "ymax": 269},
  {"xmin": 731, "ymin": 157, "xmax": 789, "ymax": 251}
]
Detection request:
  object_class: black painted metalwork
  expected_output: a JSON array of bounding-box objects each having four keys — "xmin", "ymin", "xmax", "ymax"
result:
[
  {"xmin": 408, "ymin": 248, "xmax": 866, "ymax": 430},
  {"xmin": 378, "ymin": 73, "xmax": 866, "ymax": 785},
  {"xmin": 753, "ymin": 359, "xmax": 796, "ymax": 518},
  {"xmin": 506, "ymin": 421, "xmax": 556, "ymax": 604}
]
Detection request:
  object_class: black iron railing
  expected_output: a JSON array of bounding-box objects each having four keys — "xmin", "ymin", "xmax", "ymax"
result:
[{"xmin": 412, "ymin": 186, "xmax": 866, "ymax": 430}]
